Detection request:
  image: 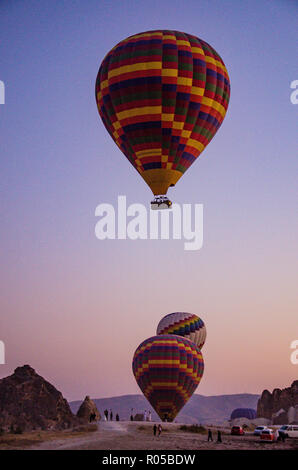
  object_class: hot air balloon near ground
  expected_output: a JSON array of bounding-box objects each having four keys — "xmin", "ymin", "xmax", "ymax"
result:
[
  {"xmin": 132, "ymin": 335, "xmax": 204, "ymax": 422},
  {"xmin": 157, "ymin": 312, "xmax": 206, "ymax": 349},
  {"xmin": 230, "ymin": 408, "xmax": 257, "ymax": 421},
  {"xmin": 96, "ymin": 30, "xmax": 230, "ymax": 209}
]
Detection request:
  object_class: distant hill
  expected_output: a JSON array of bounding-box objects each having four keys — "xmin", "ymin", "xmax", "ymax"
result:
[{"xmin": 70, "ymin": 393, "xmax": 259, "ymax": 425}]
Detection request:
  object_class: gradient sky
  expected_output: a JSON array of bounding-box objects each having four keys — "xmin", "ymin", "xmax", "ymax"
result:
[{"xmin": 1, "ymin": 0, "xmax": 297, "ymax": 402}]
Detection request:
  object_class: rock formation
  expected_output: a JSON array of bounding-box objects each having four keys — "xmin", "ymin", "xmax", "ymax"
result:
[
  {"xmin": 0, "ymin": 365, "xmax": 76, "ymax": 431},
  {"xmin": 257, "ymin": 380, "xmax": 298, "ymax": 424},
  {"xmin": 76, "ymin": 396, "xmax": 101, "ymax": 422}
]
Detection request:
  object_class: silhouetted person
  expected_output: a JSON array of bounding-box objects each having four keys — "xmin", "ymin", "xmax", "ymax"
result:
[
  {"xmin": 116, "ymin": 413, "xmax": 119, "ymax": 422},
  {"xmin": 153, "ymin": 424, "xmax": 157, "ymax": 436},
  {"xmin": 110, "ymin": 410, "xmax": 113, "ymax": 421},
  {"xmin": 217, "ymin": 430, "xmax": 222, "ymax": 442},
  {"xmin": 130, "ymin": 414, "xmax": 133, "ymax": 421},
  {"xmin": 158, "ymin": 424, "xmax": 162, "ymax": 436},
  {"xmin": 207, "ymin": 429, "xmax": 213, "ymax": 441},
  {"xmin": 104, "ymin": 409, "xmax": 108, "ymax": 421}
]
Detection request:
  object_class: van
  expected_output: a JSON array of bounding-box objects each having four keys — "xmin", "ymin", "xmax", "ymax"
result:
[{"xmin": 279, "ymin": 425, "xmax": 298, "ymax": 438}]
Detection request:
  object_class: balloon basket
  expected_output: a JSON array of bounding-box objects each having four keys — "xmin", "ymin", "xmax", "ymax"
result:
[{"xmin": 151, "ymin": 196, "xmax": 172, "ymax": 210}]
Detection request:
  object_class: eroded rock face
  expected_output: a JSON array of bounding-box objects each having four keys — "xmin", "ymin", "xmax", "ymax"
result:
[
  {"xmin": 76, "ymin": 396, "xmax": 101, "ymax": 422},
  {"xmin": 257, "ymin": 381, "xmax": 298, "ymax": 423},
  {"xmin": 0, "ymin": 365, "xmax": 76, "ymax": 431}
]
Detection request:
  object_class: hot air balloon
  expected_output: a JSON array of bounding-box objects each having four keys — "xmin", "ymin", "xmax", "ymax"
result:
[
  {"xmin": 157, "ymin": 312, "xmax": 206, "ymax": 349},
  {"xmin": 132, "ymin": 335, "xmax": 204, "ymax": 421},
  {"xmin": 230, "ymin": 408, "xmax": 257, "ymax": 421},
  {"xmin": 95, "ymin": 30, "xmax": 230, "ymax": 209}
]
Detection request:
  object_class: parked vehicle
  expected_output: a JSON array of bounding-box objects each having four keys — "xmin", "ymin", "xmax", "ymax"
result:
[
  {"xmin": 231, "ymin": 425, "xmax": 244, "ymax": 435},
  {"xmin": 260, "ymin": 429, "xmax": 275, "ymax": 442},
  {"xmin": 253, "ymin": 425, "xmax": 268, "ymax": 436},
  {"xmin": 278, "ymin": 425, "xmax": 298, "ymax": 438}
]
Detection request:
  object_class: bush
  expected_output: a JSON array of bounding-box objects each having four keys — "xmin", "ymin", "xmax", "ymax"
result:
[
  {"xmin": 179, "ymin": 424, "xmax": 206, "ymax": 434},
  {"xmin": 13, "ymin": 426, "xmax": 24, "ymax": 435}
]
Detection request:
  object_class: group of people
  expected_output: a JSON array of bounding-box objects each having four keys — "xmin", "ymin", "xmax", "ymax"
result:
[
  {"xmin": 129, "ymin": 409, "xmax": 152, "ymax": 422},
  {"xmin": 153, "ymin": 424, "xmax": 162, "ymax": 436},
  {"xmin": 103, "ymin": 409, "xmax": 120, "ymax": 422},
  {"xmin": 207, "ymin": 429, "xmax": 222, "ymax": 442}
]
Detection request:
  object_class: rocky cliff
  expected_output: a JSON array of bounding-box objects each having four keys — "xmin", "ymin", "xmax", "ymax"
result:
[
  {"xmin": 0, "ymin": 365, "xmax": 77, "ymax": 431},
  {"xmin": 76, "ymin": 395, "xmax": 101, "ymax": 422},
  {"xmin": 257, "ymin": 380, "xmax": 298, "ymax": 424}
]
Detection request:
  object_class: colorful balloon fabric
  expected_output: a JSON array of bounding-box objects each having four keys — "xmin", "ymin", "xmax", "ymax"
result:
[
  {"xmin": 230, "ymin": 408, "xmax": 257, "ymax": 420},
  {"xmin": 132, "ymin": 334, "xmax": 204, "ymax": 422},
  {"xmin": 157, "ymin": 312, "xmax": 206, "ymax": 349},
  {"xmin": 96, "ymin": 30, "xmax": 230, "ymax": 196}
]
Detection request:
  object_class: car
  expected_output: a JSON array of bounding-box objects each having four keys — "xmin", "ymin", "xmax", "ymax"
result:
[
  {"xmin": 253, "ymin": 425, "xmax": 268, "ymax": 436},
  {"xmin": 278, "ymin": 425, "xmax": 298, "ymax": 439},
  {"xmin": 260, "ymin": 429, "xmax": 276, "ymax": 442},
  {"xmin": 231, "ymin": 425, "xmax": 245, "ymax": 435}
]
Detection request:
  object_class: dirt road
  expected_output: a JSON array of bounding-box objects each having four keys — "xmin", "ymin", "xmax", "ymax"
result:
[{"xmin": 31, "ymin": 422, "xmax": 298, "ymax": 451}]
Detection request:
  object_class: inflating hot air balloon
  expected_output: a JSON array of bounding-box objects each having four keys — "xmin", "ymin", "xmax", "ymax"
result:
[
  {"xmin": 132, "ymin": 335, "xmax": 204, "ymax": 421},
  {"xmin": 95, "ymin": 30, "xmax": 230, "ymax": 209},
  {"xmin": 157, "ymin": 312, "xmax": 206, "ymax": 349},
  {"xmin": 230, "ymin": 408, "xmax": 257, "ymax": 421}
]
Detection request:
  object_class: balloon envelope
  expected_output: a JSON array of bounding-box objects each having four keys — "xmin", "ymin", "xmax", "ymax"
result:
[
  {"xmin": 132, "ymin": 335, "xmax": 204, "ymax": 421},
  {"xmin": 96, "ymin": 30, "xmax": 230, "ymax": 196},
  {"xmin": 231, "ymin": 408, "xmax": 257, "ymax": 420},
  {"xmin": 157, "ymin": 312, "xmax": 206, "ymax": 349}
]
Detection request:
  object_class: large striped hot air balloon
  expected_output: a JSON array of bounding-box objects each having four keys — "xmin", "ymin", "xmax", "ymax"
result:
[
  {"xmin": 157, "ymin": 312, "xmax": 207, "ymax": 349},
  {"xmin": 95, "ymin": 30, "xmax": 230, "ymax": 207},
  {"xmin": 132, "ymin": 335, "xmax": 204, "ymax": 421}
]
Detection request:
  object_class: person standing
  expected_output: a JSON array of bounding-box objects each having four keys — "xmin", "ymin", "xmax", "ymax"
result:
[
  {"xmin": 144, "ymin": 410, "xmax": 147, "ymax": 422},
  {"xmin": 153, "ymin": 424, "xmax": 157, "ymax": 436},
  {"xmin": 148, "ymin": 411, "xmax": 152, "ymax": 422},
  {"xmin": 116, "ymin": 413, "xmax": 119, "ymax": 422},
  {"xmin": 207, "ymin": 429, "xmax": 213, "ymax": 441},
  {"xmin": 217, "ymin": 430, "xmax": 222, "ymax": 443},
  {"xmin": 104, "ymin": 409, "xmax": 108, "ymax": 421},
  {"xmin": 110, "ymin": 409, "xmax": 113, "ymax": 421},
  {"xmin": 158, "ymin": 424, "xmax": 162, "ymax": 436}
]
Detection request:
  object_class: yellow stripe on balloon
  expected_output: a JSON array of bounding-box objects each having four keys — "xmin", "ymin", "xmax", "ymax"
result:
[
  {"xmin": 100, "ymin": 79, "xmax": 109, "ymax": 91},
  {"xmin": 177, "ymin": 77, "xmax": 192, "ymax": 87},
  {"xmin": 162, "ymin": 68, "xmax": 178, "ymax": 77},
  {"xmin": 205, "ymin": 55, "xmax": 228, "ymax": 75},
  {"xmin": 172, "ymin": 121, "xmax": 184, "ymax": 130},
  {"xmin": 152, "ymin": 382, "xmax": 179, "ymax": 387},
  {"xmin": 176, "ymin": 40, "xmax": 190, "ymax": 47},
  {"xmin": 127, "ymin": 32, "xmax": 163, "ymax": 41},
  {"xmin": 181, "ymin": 129, "xmax": 191, "ymax": 138},
  {"xmin": 163, "ymin": 34, "xmax": 177, "ymax": 41},
  {"xmin": 108, "ymin": 61, "xmax": 162, "ymax": 79},
  {"xmin": 135, "ymin": 148, "xmax": 161, "ymax": 157},
  {"xmin": 191, "ymin": 46, "xmax": 204, "ymax": 56},
  {"xmin": 191, "ymin": 86, "xmax": 205, "ymax": 97},
  {"xmin": 116, "ymin": 105, "xmax": 162, "ymax": 121},
  {"xmin": 201, "ymin": 96, "xmax": 226, "ymax": 117},
  {"xmin": 162, "ymin": 113, "xmax": 174, "ymax": 121},
  {"xmin": 148, "ymin": 360, "xmax": 180, "ymax": 365}
]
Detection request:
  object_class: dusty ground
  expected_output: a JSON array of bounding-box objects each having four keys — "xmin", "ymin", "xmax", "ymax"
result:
[{"xmin": 1, "ymin": 421, "xmax": 297, "ymax": 450}]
